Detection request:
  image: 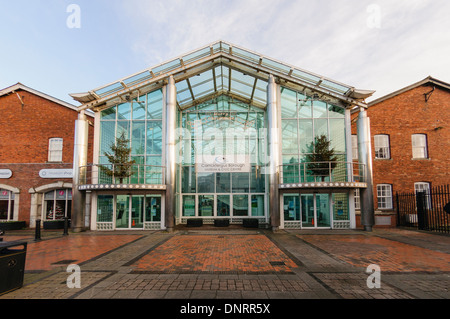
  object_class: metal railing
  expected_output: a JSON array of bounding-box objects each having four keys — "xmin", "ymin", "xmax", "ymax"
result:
[
  {"xmin": 396, "ymin": 184, "xmax": 450, "ymax": 234},
  {"xmin": 79, "ymin": 164, "xmax": 165, "ymax": 185},
  {"xmin": 279, "ymin": 161, "xmax": 366, "ymax": 184}
]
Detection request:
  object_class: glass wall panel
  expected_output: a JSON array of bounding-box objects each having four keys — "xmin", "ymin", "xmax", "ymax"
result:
[
  {"xmin": 132, "ymin": 121, "xmax": 146, "ymax": 154},
  {"xmin": 182, "ymin": 166, "xmax": 196, "ymax": 193},
  {"xmin": 182, "ymin": 195, "xmax": 196, "ymax": 216},
  {"xmin": 232, "ymin": 173, "xmax": 249, "ymax": 193},
  {"xmin": 281, "ymin": 119, "xmax": 298, "ymax": 154},
  {"xmin": 100, "ymin": 121, "xmax": 116, "ymax": 154},
  {"xmin": 97, "ymin": 195, "xmax": 114, "ymax": 222},
  {"xmin": 250, "ymin": 166, "xmax": 265, "ymax": 193},
  {"xmin": 217, "ymin": 195, "xmax": 230, "ymax": 216},
  {"xmin": 329, "ymin": 119, "xmax": 346, "ymax": 153},
  {"xmin": 147, "ymin": 89, "xmax": 163, "ymax": 119},
  {"xmin": 251, "ymin": 195, "xmax": 264, "ymax": 216},
  {"xmin": 101, "ymin": 106, "xmax": 116, "ymax": 120},
  {"xmin": 199, "ymin": 195, "xmax": 214, "ymax": 216},
  {"xmin": 233, "ymin": 194, "xmax": 248, "ymax": 216},
  {"xmin": 332, "ymin": 193, "xmax": 349, "ymax": 221},
  {"xmin": 298, "ymin": 119, "xmax": 313, "ymax": 154},
  {"xmin": 313, "ymin": 100, "xmax": 328, "ymax": 118},
  {"xmin": 281, "ymin": 88, "xmax": 297, "ymax": 118},
  {"xmin": 216, "ymin": 173, "xmax": 231, "ymax": 193},
  {"xmin": 118, "ymin": 103, "xmax": 132, "ymax": 120},
  {"xmin": 117, "ymin": 120, "xmax": 130, "ymax": 140},
  {"xmin": 198, "ymin": 173, "xmax": 215, "ymax": 193},
  {"xmin": 145, "ymin": 195, "xmax": 161, "ymax": 222},
  {"xmin": 131, "ymin": 195, "xmax": 144, "ymax": 228},
  {"xmin": 132, "ymin": 97, "xmax": 146, "ymax": 120},
  {"xmin": 301, "ymin": 194, "xmax": 314, "ymax": 226},
  {"xmin": 284, "ymin": 195, "xmax": 300, "ymax": 221}
]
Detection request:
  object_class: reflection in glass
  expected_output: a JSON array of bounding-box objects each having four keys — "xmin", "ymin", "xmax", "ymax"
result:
[{"xmin": 233, "ymin": 194, "xmax": 248, "ymax": 216}]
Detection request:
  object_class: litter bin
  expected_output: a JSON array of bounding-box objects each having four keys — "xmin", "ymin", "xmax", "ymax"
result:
[{"xmin": 0, "ymin": 241, "xmax": 27, "ymax": 295}]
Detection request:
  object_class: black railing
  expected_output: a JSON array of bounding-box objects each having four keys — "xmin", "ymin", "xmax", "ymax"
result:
[{"xmin": 396, "ymin": 184, "xmax": 450, "ymax": 234}]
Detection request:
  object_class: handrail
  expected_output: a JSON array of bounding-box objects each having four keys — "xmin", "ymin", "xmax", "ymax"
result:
[
  {"xmin": 278, "ymin": 161, "xmax": 365, "ymax": 184},
  {"xmin": 79, "ymin": 164, "xmax": 165, "ymax": 185}
]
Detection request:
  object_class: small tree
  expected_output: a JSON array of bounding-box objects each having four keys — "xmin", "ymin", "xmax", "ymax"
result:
[
  {"xmin": 100, "ymin": 132, "xmax": 136, "ymax": 183},
  {"xmin": 305, "ymin": 134, "xmax": 337, "ymax": 181}
]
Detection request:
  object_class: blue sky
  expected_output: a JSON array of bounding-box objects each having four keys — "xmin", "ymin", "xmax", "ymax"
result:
[{"xmin": 1, "ymin": 0, "xmax": 449, "ymax": 105}]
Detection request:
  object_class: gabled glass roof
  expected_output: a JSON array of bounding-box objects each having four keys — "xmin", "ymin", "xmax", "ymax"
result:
[{"xmin": 71, "ymin": 40, "xmax": 374, "ymax": 109}]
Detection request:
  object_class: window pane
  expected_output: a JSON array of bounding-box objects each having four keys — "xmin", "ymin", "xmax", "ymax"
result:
[
  {"xmin": 199, "ymin": 195, "xmax": 214, "ymax": 216},
  {"xmin": 97, "ymin": 195, "xmax": 114, "ymax": 222},
  {"xmin": 233, "ymin": 194, "xmax": 248, "ymax": 216},
  {"xmin": 182, "ymin": 166, "xmax": 196, "ymax": 193},
  {"xmin": 117, "ymin": 102, "xmax": 131, "ymax": 120},
  {"xmin": 100, "ymin": 121, "xmax": 116, "ymax": 154},
  {"xmin": 232, "ymin": 173, "xmax": 249, "ymax": 193},
  {"xmin": 198, "ymin": 173, "xmax": 215, "ymax": 193},
  {"xmin": 145, "ymin": 195, "xmax": 161, "ymax": 222},
  {"xmin": 131, "ymin": 121, "xmax": 145, "ymax": 155},
  {"xmin": 183, "ymin": 195, "xmax": 196, "ymax": 216},
  {"xmin": 101, "ymin": 106, "xmax": 116, "ymax": 120},
  {"xmin": 281, "ymin": 88, "xmax": 297, "ymax": 118},
  {"xmin": 147, "ymin": 89, "xmax": 163, "ymax": 119},
  {"xmin": 329, "ymin": 119, "xmax": 346, "ymax": 153},
  {"xmin": 251, "ymin": 195, "xmax": 264, "ymax": 216},
  {"xmin": 216, "ymin": 173, "xmax": 231, "ymax": 193},
  {"xmin": 146, "ymin": 121, "xmax": 163, "ymax": 155},
  {"xmin": 299, "ymin": 119, "xmax": 313, "ymax": 154},
  {"xmin": 313, "ymin": 100, "xmax": 327, "ymax": 118},
  {"xmin": 217, "ymin": 195, "xmax": 230, "ymax": 216},
  {"xmin": 132, "ymin": 97, "xmax": 146, "ymax": 120}
]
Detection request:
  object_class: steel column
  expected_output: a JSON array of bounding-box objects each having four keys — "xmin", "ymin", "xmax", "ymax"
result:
[
  {"xmin": 72, "ymin": 111, "xmax": 89, "ymax": 233},
  {"xmin": 357, "ymin": 109, "xmax": 375, "ymax": 231},
  {"xmin": 165, "ymin": 76, "xmax": 177, "ymax": 232},
  {"xmin": 267, "ymin": 75, "xmax": 280, "ymax": 231}
]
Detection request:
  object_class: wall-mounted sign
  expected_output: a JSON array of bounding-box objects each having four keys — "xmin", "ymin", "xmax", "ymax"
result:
[
  {"xmin": 39, "ymin": 169, "xmax": 73, "ymax": 179},
  {"xmin": 0, "ymin": 169, "xmax": 12, "ymax": 179},
  {"xmin": 196, "ymin": 155, "xmax": 251, "ymax": 173}
]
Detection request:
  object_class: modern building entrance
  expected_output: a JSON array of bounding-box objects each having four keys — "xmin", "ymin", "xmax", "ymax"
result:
[{"xmin": 283, "ymin": 192, "xmax": 350, "ymax": 229}]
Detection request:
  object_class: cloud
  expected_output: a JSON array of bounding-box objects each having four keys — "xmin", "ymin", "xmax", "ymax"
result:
[{"xmin": 119, "ymin": 0, "xmax": 450, "ymax": 101}]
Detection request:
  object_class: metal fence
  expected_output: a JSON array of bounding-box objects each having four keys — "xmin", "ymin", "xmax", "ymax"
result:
[{"xmin": 396, "ymin": 184, "xmax": 450, "ymax": 234}]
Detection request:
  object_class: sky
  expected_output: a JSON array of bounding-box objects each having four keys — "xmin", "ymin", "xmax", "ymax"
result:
[{"xmin": 1, "ymin": 0, "xmax": 449, "ymax": 106}]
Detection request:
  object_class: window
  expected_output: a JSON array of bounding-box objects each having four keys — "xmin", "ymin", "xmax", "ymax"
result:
[
  {"xmin": 0, "ymin": 189, "xmax": 15, "ymax": 221},
  {"xmin": 374, "ymin": 135, "xmax": 390, "ymax": 159},
  {"xmin": 352, "ymin": 135, "xmax": 358, "ymax": 160},
  {"xmin": 377, "ymin": 184, "xmax": 392, "ymax": 209},
  {"xmin": 43, "ymin": 189, "xmax": 72, "ymax": 220},
  {"xmin": 354, "ymin": 188, "xmax": 360, "ymax": 210},
  {"xmin": 412, "ymin": 134, "xmax": 428, "ymax": 159},
  {"xmin": 414, "ymin": 182, "xmax": 431, "ymax": 209},
  {"xmin": 48, "ymin": 138, "xmax": 63, "ymax": 162}
]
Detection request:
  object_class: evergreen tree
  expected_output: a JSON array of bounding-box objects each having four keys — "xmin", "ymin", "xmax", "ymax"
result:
[
  {"xmin": 305, "ymin": 134, "xmax": 337, "ymax": 181},
  {"xmin": 100, "ymin": 132, "xmax": 136, "ymax": 183}
]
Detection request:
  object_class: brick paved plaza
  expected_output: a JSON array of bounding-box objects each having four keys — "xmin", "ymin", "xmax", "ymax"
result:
[{"xmin": 0, "ymin": 228, "xmax": 449, "ymax": 301}]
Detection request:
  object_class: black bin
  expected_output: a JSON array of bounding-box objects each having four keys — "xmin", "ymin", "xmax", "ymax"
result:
[
  {"xmin": 243, "ymin": 219, "xmax": 259, "ymax": 228},
  {"xmin": 0, "ymin": 241, "xmax": 27, "ymax": 295}
]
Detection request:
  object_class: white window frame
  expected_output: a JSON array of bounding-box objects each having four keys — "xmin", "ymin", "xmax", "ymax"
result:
[
  {"xmin": 351, "ymin": 135, "xmax": 358, "ymax": 160},
  {"xmin": 414, "ymin": 182, "xmax": 431, "ymax": 209},
  {"xmin": 377, "ymin": 184, "xmax": 393, "ymax": 209},
  {"xmin": 374, "ymin": 134, "xmax": 390, "ymax": 159},
  {"xmin": 354, "ymin": 188, "xmax": 360, "ymax": 210},
  {"xmin": 48, "ymin": 138, "xmax": 63, "ymax": 162},
  {"xmin": 411, "ymin": 134, "xmax": 428, "ymax": 159}
]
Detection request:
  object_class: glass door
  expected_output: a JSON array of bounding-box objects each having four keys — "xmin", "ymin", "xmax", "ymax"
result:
[
  {"xmin": 300, "ymin": 194, "xmax": 315, "ymax": 227},
  {"xmin": 300, "ymin": 193, "xmax": 331, "ymax": 228},
  {"xmin": 131, "ymin": 195, "xmax": 144, "ymax": 229},
  {"xmin": 316, "ymin": 194, "xmax": 330, "ymax": 227},
  {"xmin": 283, "ymin": 195, "xmax": 300, "ymax": 222},
  {"xmin": 116, "ymin": 195, "xmax": 130, "ymax": 229}
]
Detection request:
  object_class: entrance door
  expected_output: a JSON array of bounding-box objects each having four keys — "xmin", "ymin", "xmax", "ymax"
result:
[
  {"xmin": 115, "ymin": 195, "xmax": 145, "ymax": 229},
  {"xmin": 301, "ymin": 193, "xmax": 331, "ymax": 228}
]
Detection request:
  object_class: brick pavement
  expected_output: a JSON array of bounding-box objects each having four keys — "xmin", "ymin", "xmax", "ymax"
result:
[{"xmin": 0, "ymin": 228, "xmax": 449, "ymax": 300}]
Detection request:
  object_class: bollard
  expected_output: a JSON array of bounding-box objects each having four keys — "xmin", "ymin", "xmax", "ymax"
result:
[
  {"xmin": 35, "ymin": 219, "xmax": 41, "ymax": 241},
  {"xmin": 63, "ymin": 217, "xmax": 69, "ymax": 236}
]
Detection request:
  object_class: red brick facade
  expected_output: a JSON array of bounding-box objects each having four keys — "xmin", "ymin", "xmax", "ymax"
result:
[
  {"xmin": 0, "ymin": 84, "xmax": 93, "ymax": 227},
  {"xmin": 352, "ymin": 77, "xmax": 450, "ymax": 227}
]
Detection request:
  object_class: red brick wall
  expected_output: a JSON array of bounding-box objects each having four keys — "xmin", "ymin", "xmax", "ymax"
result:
[
  {"xmin": 352, "ymin": 83, "xmax": 450, "ymax": 219},
  {"xmin": 0, "ymin": 88, "xmax": 94, "ymax": 225}
]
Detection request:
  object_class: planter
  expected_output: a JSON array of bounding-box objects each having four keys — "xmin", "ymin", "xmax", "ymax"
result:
[
  {"xmin": 43, "ymin": 220, "xmax": 70, "ymax": 230},
  {"xmin": 214, "ymin": 219, "xmax": 229, "ymax": 227},
  {"xmin": 187, "ymin": 219, "xmax": 203, "ymax": 227},
  {"xmin": 243, "ymin": 219, "xmax": 259, "ymax": 228},
  {"xmin": 0, "ymin": 221, "xmax": 26, "ymax": 231}
]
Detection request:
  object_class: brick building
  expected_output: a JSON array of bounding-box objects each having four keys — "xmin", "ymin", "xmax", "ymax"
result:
[
  {"xmin": 351, "ymin": 76, "xmax": 450, "ymax": 227},
  {"xmin": 0, "ymin": 83, "xmax": 93, "ymax": 228}
]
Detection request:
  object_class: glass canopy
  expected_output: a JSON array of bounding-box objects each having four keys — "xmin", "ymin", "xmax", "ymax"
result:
[{"xmin": 74, "ymin": 41, "xmax": 371, "ymax": 109}]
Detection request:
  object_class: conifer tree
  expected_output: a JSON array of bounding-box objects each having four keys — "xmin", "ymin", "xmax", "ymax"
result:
[
  {"xmin": 305, "ymin": 134, "xmax": 337, "ymax": 181},
  {"xmin": 100, "ymin": 132, "xmax": 136, "ymax": 183}
]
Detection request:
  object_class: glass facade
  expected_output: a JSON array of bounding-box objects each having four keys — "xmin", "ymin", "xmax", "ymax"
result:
[
  {"xmin": 89, "ymin": 41, "xmax": 362, "ymax": 230},
  {"xmin": 99, "ymin": 89, "xmax": 163, "ymax": 184},
  {"xmin": 178, "ymin": 95, "xmax": 267, "ymax": 220}
]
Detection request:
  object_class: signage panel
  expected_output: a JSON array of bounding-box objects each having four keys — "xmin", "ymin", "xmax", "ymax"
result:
[
  {"xmin": 0, "ymin": 169, "xmax": 12, "ymax": 179},
  {"xmin": 39, "ymin": 169, "xmax": 73, "ymax": 179},
  {"xmin": 196, "ymin": 155, "xmax": 251, "ymax": 173}
]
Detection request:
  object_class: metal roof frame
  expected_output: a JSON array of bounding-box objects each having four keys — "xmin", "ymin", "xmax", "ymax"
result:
[{"xmin": 71, "ymin": 40, "xmax": 374, "ymax": 111}]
